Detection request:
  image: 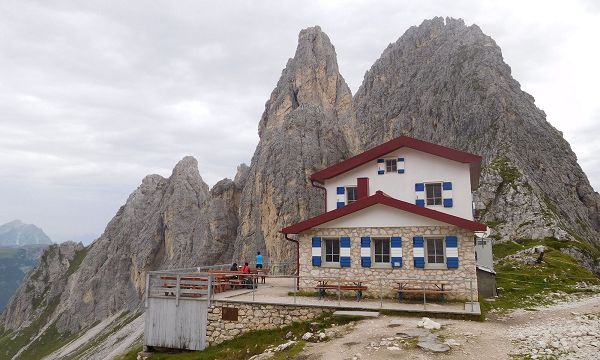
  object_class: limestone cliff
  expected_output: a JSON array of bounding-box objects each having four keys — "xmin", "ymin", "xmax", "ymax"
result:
[
  {"xmin": 352, "ymin": 17, "xmax": 600, "ymax": 245},
  {"xmin": 233, "ymin": 26, "xmax": 353, "ymax": 263}
]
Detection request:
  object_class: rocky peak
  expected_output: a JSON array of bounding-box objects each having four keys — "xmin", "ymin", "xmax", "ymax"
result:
[
  {"xmin": 234, "ymin": 26, "xmax": 353, "ymax": 263},
  {"xmin": 353, "ymin": 17, "xmax": 600, "ymax": 246},
  {"xmin": 258, "ymin": 26, "xmax": 353, "ymax": 137}
]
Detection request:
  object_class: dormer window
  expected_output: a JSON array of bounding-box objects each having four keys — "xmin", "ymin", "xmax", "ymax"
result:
[
  {"xmin": 385, "ymin": 159, "xmax": 397, "ymax": 173},
  {"xmin": 425, "ymin": 183, "xmax": 442, "ymax": 206},
  {"xmin": 346, "ymin": 186, "xmax": 357, "ymax": 204}
]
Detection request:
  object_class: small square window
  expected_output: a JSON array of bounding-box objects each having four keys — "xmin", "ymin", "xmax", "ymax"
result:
[
  {"xmin": 324, "ymin": 238, "xmax": 340, "ymax": 263},
  {"xmin": 373, "ymin": 238, "xmax": 390, "ymax": 263},
  {"xmin": 385, "ymin": 159, "xmax": 397, "ymax": 173},
  {"xmin": 346, "ymin": 187, "xmax": 357, "ymax": 204},
  {"xmin": 425, "ymin": 183, "xmax": 442, "ymax": 206}
]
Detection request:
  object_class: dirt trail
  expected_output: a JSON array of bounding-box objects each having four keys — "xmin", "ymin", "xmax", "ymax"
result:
[{"xmin": 298, "ymin": 294, "xmax": 600, "ymax": 359}]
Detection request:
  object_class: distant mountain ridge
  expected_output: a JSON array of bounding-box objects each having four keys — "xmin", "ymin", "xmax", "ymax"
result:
[{"xmin": 0, "ymin": 220, "xmax": 52, "ymax": 246}]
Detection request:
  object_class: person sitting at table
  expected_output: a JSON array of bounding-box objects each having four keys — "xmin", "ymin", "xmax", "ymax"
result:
[
  {"xmin": 255, "ymin": 251, "xmax": 263, "ymax": 269},
  {"xmin": 240, "ymin": 262, "xmax": 250, "ymax": 273},
  {"xmin": 230, "ymin": 262, "xmax": 239, "ymax": 271}
]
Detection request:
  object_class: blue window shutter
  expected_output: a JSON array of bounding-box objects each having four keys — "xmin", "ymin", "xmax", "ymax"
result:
[
  {"xmin": 398, "ymin": 169, "xmax": 405, "ymax": 174},
  {"xmin": 415, "ymin": 183, "xmax": 424, "ymax": 192},
  {"xmin": 360, "ymin": 236, "xmax": 371, "ymax": 268},
  {"xmin": 340, "ymin": 236, "xmax": 351, "ymax": 267},
  {"xmin": 390, "ymin": 236, "xmax": 402, "ymax": 268},
  {"xmin": 337, "ymin": 186, "xmax": 345, "ymax": 195},
  {"xmin": 442, "ymin": 181, "xmax": 453, "ymax": 207},
  {"xmin": 413, "ymin": 236, "xmax": 424, "ymax": 268},
  {"xmin": 377, "ymin": 158, "xmax": 385, "ymax": 175},
  {"xmin": 398, "ymin": 157, "xmax": 405, "ymax": 162},
  {"xmin": 312, "ymin": 237, "xmax": 321, "ymax": 267},
  {"xmin": 415, "ymin": 199, "xmax": 425, "ymax": 207},
  {"xmin": 446, "ymin": 235, "xmax": 458, "ymax": 269},
  {"xmin": 336, "ymin": 202, "xmax": 345, "ymax": 209}
]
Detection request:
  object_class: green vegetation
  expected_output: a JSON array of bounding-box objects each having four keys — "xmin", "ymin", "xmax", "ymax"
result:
[
  {"xmin": 66, "ymin": 247, "xmax": 89, "ymax": 277},
  {"xmin": 483, "ymin": 238, "xmax": 600, "ymax": 315},
  {"xmin": 490, "ymin": 156, "xmax": 521, "ymax": 185},
  {"xmin": 119, "ymin": 313, "xmax": 362, "ymax": 360}
]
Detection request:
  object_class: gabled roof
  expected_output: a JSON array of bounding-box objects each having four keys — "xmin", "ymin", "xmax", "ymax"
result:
[
  {"xmin": 280, "ymin": 191, "xmax": 487, "ymax": 234},
  {"xmin": 310, "ymin": 135, "xmax": 483, "ymax": 189}
]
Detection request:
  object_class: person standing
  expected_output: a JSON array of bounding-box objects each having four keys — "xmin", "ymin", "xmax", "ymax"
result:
[{"xmin": 256, "ymin": 251, "xmax": 263, "ymax": 269}]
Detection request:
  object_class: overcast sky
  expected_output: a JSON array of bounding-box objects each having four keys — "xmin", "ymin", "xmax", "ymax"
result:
[{"xmin": 0, "ymin": 0, "xmax": 598, "ymax": 243}]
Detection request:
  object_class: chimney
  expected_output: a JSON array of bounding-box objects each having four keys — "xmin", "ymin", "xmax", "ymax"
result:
[{"xmin": 357, "ymin": 178, "xmax": 369, "ymax": 199}]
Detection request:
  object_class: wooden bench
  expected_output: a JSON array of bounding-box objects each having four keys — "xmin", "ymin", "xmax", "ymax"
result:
[
  {"xmin": 397, "ymin": 281, "xmax": 452, "ymax": 303},
  {"xmin": 314, "ymin": 280, "xmax": 368, "ymax": 301}
]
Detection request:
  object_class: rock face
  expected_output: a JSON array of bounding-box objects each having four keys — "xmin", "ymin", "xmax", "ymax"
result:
[
  {"xmin": 0, "ymin": 220, "xmax": 52, "ymax": 246},
  {"xmin": 353, "ymin": 17, "xmax": 600, "ymax": 244},
  {"xmin": 0, "ymin": 156, "xmax": 246, "ymax": 339},
  {"xmin": 233, "ymin": 26, "xmax": 353, "ymax": 263}
]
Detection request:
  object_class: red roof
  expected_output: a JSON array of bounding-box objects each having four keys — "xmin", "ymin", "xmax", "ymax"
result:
[
  {"xmin": 280, "ymin": 191, "xmax": 487, "ymax": 234},
  {"xmin": 310, "ymin": 135, "xmax": 483, "ymax": 189}
]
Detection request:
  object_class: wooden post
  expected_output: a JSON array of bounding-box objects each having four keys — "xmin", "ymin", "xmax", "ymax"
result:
[
  {"xmin": 144, "ymin": 272, "xmax": 150, "ymax": 309},
  {"xmin": 176, "ymin": 274, "xmax": 180, "ymax": 307}
]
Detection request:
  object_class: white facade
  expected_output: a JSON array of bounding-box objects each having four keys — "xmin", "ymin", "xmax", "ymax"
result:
[
  {"xmin": 315, "ymin": 204, "xmax": 445, "ymax": 228},
  {"xmin": 324, "ymin": 147, "xmax": 474, "ymax": 219}
]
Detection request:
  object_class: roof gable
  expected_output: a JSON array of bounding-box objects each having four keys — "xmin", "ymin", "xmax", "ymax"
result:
[
  {"xmin": 310, "ymin": 135, "xmax": 483, "ymax": 189},
  {"xmin": 280, "ymin": 191, "xmax": 487, "ymax": 234}
]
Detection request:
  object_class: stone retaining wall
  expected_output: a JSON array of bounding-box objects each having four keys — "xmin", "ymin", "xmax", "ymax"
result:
[
  {"xmin": 299, "ymin": 226, "xmax": 478, "ymax": 300},
  {"xmin": 206, "ymin": 301, "xmax": 327, "ymax": 345}
]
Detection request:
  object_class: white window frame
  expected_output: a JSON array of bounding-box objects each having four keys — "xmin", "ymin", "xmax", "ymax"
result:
[
  {"xmin": 425, "ymin": 182, "xmax": 443, "ymax": 206},
  {"xmin": 424, "ymin": 236, "xmax": 446, "ymax": 269},
  {"xmin": 371, "ymin": 237, "xmax": 391, "ymax": 268},
  {"xmin": 385, "ymin": 158, "xmax": 397, "ymax": 173},
  {"xmin": 322, "ymin": 237, "xmax": 340, "ymax": 267},
  {"xmin": 346, "ymin": 186, "xmax": 357, "ymax": 204}
]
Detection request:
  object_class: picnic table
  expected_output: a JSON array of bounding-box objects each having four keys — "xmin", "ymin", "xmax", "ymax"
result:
[
  {"xmin": 396, "ymin": 281, "xmax": 451, "ymax": 303},
  {"xmin": 314, "ymin": 279, "xmax": 367, "ymax": 301}
]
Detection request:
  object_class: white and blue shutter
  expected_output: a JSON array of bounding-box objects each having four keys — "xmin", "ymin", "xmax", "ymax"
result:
[
  {"xmin": 415, "ymin": 183, "xmax": 425, "ymax": 207},
  {"xmin": 340, "ymin": 236, "xmax": 351, "ymax": 267},
  {"xmin": 360, "ymin": 236, "xmax": 371, "ymax": 268},
  {"xmin": 391, "ymin": 236, "xmax": 402, "ymax": 267},
  {"xmin": 312, "ymin": 237, "xmax": 321, "ymax": 266},
  {"xmin": 397, "ymin": 158, "xmax": 405, "ymax": 174},
  {"xmin": 377, "ymin": 158, "xmax": 385, "ymax": 175},
  {"xmin": 336, "ymin": 186, "xmax": 345, "ymax": 209},
  {"xmin": 443, "ymin": 182, "xmax": 453, "ymax": 208},
  {"xmin": 445, "ymin": 235, "xmax": 459, "ymax": 268},
  {"xmin": 413, "ymin": 236, "xmax": 425, "ymax": 268}
]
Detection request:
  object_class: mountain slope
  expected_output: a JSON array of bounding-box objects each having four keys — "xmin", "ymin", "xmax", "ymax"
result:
[
  {"xmin": 353, "ymin": 17, "xmax": 600, "ymax": 246},
  {"xmin": 0, "ymin": 220, "xmax": 52, "ymax": 246}
]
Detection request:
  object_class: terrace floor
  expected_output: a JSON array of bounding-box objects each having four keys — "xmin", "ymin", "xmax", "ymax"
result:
[{"xmin": 213, "ymin": 277, "xmax": 480, "ymax": 316}]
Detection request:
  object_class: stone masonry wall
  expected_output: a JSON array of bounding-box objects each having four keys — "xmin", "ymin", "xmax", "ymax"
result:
[
  {"xmin": 299, "ymin": 226, "xmax": 478, "ymax": 300},
  {"xmin": 206, "ymin": 301, "xmax": 327, "ymax": 345}
]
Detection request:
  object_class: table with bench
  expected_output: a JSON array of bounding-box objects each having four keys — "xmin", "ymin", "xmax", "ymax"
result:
[
  {"xmin": 314, "ymin": 279, "xmax": 368, "ymax": 301},
  {"xmin": 396, "ymin": 281, "xmax": 451, "ymax": 303}
]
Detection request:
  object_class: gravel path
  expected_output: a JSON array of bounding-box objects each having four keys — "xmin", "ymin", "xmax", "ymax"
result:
[{"xmin": 297, "ymin": 294, "xmax": 600, "ymax": 359}]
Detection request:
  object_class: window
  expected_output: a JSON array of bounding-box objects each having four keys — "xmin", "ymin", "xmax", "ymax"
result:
[
  {"xmin": 373, "ymin": 238, "xmax": 390, "ymax": 263},
  {"xmin": 425, "ymin": 183, "xmax": 442, "ymax": 206},
  {"xmin": 426, "ymin": 237, "xmax": 445, "ymax": 265},
  {"xmin": 385, "ymin": 159, "xmax": 397, "ymax": 173},
  {"xmin": 346, "ymin": 186, "xmax": 357, "ymax": 204},
  {"xmin": 324, "ymin": 238, "xmax": 340, "ymax": 263}
]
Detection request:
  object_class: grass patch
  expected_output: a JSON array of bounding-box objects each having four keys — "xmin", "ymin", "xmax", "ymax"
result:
[
  {"xmin": 119, "ymin": 313, "xmax": 361, "ymax": 360},
  {"xmin": 66, "ymin": 247, "xmax": 89, "ymax": 277},
  {"xmin": 487, "ymin": 238, "xmax": 600, "ymax": 314},
  {"xmin": 490, "ymin": 156, "xmax": 521, "ymax": 185}
]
